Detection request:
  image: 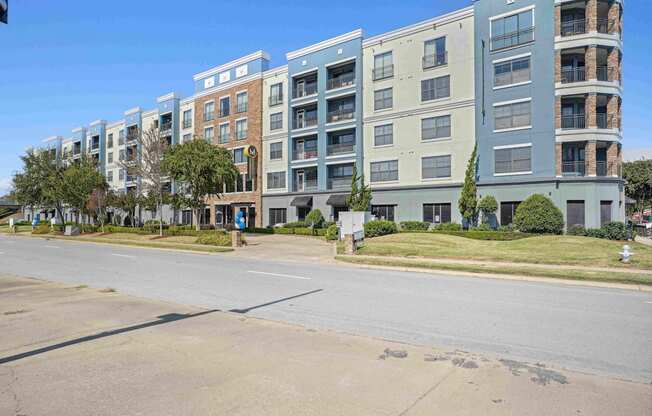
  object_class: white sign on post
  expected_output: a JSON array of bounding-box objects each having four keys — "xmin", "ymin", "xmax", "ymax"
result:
[{"xmin": 339, "ymin": 211, "xmax": 365, "ymax": 242}]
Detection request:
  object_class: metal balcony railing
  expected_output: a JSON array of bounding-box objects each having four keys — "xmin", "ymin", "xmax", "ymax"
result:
[
  {"xmin": 561, "ymin": 18, "xmax": 586, "ymax": 36},
  {"xmin": 422, "ymin": 52, "xmax": 448, "ymax": 69},
  {"xmin": 561, "ymin": 67, "xmax": 586, "ymax": 84},
  {"xmin": 327, "ymin": 72, "xmax": 355, "ymax": 90},
  {"xmin": 327, "ymin": 177, "xmax": 352, "ymax": 190},
  {"xmin": 292, "ymin": 83, "xmax": 318, "ymax": 99},
  {"xmin": 561, "ymin": 114, "xmax": 586, "ymax": 129},
  {"xmin": 596, "ymin": 161, "xmax": 608, "ymax": 177},
  {"xmin": 268, "ymin": 95, "xmax": 283, "ymax": 106},
  {"xmin": 372, "ymin": 65, "xmax": 393, "ymax": 81},
  {"xmin": 596, "ymin": 113, "xmax": 614, "ymax": 129},
  {"xmin": 293, "ymin": 179, "xmax": 318, "ymax": 192},
  {"xmin": 160, "ymin": 121, "xmax": 172, "ymax": 132},
  {"xmin": 562, "ymin": 160, "xmax": 586, "ymax": 176},
  {"xmin": 597, "ymin": 18, "xmax": 616, "ymax": 34},
  {"xmin": 327, "ymin": 108, "xmax": 355, "ymax": 123},
  {"xmin": 597, "ymin": 66, "xmax": 617, "ymax": 82},
  {"xmin": 218, "ymin": 133, "xmax": 231, "ymax": 144},
  {"xmin": 293, "ymin": 149, "xmax": 318, "ymax": 160},
  {"xmin": 293, "ymin": 117, "xmax": 318, "ymax": 129},
  {"xmin": 327, "ymin": 143, "xmax": 355, "ymax": 156},
  {"xmin": 218, "ymin": 109, "xmax": 229, "ymax": 118},
  {"xmin": 182, "ymin": 120, "xmax": 192, "ymax": 129}
]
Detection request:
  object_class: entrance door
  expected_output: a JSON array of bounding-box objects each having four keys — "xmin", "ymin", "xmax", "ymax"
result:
[
  {"xmin": 296, "ymin": 170, "xmax": 305, "ymax": 192},
  {"xmin": 296, "ymin": 80, "xmax": 305, "ymax": 97},
  {"xmin": 296, "ymin": 139, "xmax": 305, "ymax": 159},
  {"xmin": 296, "ymin": 109, "xmax": 305, "ymax": 128},
  {"xmin": 215, "ymin": 205, "xmax": 226, "ymax": 228}
]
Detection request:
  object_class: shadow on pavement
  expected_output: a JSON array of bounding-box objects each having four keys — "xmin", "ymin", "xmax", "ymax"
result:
[{"xmin": 230, "ymin": 289, "xmax": 324, "ymax": 314}]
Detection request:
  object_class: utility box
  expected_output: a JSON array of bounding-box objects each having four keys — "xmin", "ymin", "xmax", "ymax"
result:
[
  {"xmin": 339, "ymin": 211, "xmax": 366, "ymax": 242},
  {"xmin": 64, "ymin": 225, "xmax": 80, "ymax": 236}
]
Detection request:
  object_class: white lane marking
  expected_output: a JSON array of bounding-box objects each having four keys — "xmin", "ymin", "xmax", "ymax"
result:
[
  {"xmin": 44, "ymin": 245, "xmax": 60, "ymax": 249},
  {"xmin": 645, "ymin": 301, "xmax": 652, "ymax": 304},
  {"xmin": 112, "ymin": 253, "xmax": 136, "ymax": 259},
  {"xmin": 247, "ymin": 270, "xmax": 311, "ymax": 280}
]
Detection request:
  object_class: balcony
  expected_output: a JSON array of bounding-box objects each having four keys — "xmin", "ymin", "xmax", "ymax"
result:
[
  {"xmin": 372, "ymin": 65, "xmax": 393, "ymax": 81},
  {"xmin": 597, "ymin": 18, "xmax": 616, "ymax": 35},
  {"xmin": 160, "ymin": 121, "xmax": 172, "ymax": 132},
  {"xmin": 327, "ymin": 176, "xmax": 351, "ymax": 190},
  {"xmin": 293, "ymin": 168, "xmax": 318, "ymax": 192},
  {"xmin": 327, "ymin": 62, "xmax": 355, "ymax": 90},
  {"xmin": 561, "ymin": 114, "xmax": 586, "ymax": 129},
  {"xmin": 217, "ymin": 133, "xmax": 231, "ymax": 144},
  {"xmin": 597, "ymin": 66, "xmax": 617, "ymax": 82},
  {"xmin": 204, "ymin": 112, "xmax": 215, "ymax": 122},
  {"xmin": 293, "ymin": 149, "xmax": 318, "ymax": 160},
  {"xmin": 268, "ymin": 94, "xmax": 283, "ymax": 106},
  {"xmin": 422, "ymin": 52, "xmax": 448, "ymax": 69},
  {"xmin": 327, "ymin": 108, "xmax": 355, "ymax": 123},
  {"xmin": 235, "ymin": 129, "xmax": 248, "ymax": 140},
  {"xmin": 596, "ymin": 113, "xmax": 614, "ymax": 129},
  {"xmin": 561, "ymin": 19, "xmax": 586, "ymax": 37},
  {"xmin": 561, "ymin": 67, "xmax": 586, "ymax": 84},
  {"xmin": 236, "ymin": 103, "xmax": 248, "ymax": 113},
  {"xmin": 182, "ymin": 120, "xmax": 192, "ymax": 129},
  {"xmin": 562, "ymin": 160, "xmax": 586, "ymax": 176},
  {"xmin": 292, "ymin": 82, "xmax": 318, "ymax": 99},
  {"xmin": 327, "ymin": 142, "xmax": 355, "ymax": 156}
]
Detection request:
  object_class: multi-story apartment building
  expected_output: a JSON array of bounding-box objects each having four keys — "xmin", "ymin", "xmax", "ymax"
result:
[
  {"xmin": 474, "ymin": 0, "xmax": 623, "ymax": 228},
  {"xmin": 192, "ymin": 51, "xmax": 268, "ymax": 228},
  {"xmin": 362, "ymin": 8, "xmax": 476, "ymax": 224}
]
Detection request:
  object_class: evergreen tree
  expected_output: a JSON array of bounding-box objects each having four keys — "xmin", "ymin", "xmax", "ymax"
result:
[
  {"xmin": 346, "ymin": 165, "xmax": 372, "ymax": 212},
  {"xmin": 458, "ymin": 144, "xmax": 478, "ymax": 228}
]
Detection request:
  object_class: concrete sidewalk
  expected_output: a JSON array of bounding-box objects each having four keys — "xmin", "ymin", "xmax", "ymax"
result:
[{"xmin": 1, "ymin": 274, "xmax": 649, "ymax": 416}]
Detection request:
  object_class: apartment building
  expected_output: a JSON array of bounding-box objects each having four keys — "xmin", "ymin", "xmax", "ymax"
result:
[
  {"xmin": 192, "ymin": 51, "xmax": 267, "ymax": 228},
  {"xmin": 362, "ymin": 8, "xmax": 476, "ymax": 224}
]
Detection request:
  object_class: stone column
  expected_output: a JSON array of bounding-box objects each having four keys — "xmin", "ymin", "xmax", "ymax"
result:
[
  {"xmin": 607, "ymin": 95, "xmax": 619, "ymax": 129},
  {"xmin": 555, "ymin": 96, "xmax": 561, "ymax": 129},
  {"xmin": 556, "ymin": 143, "xmax": 563, "ymax": 177},
  {"xmin": 586, "ymin": 140, "xmax": 597, "ymax": 177},
  {"xmin": 586, "ymin": 45, "xmax": 597, "ymax": 81},
  {"xmin": 586, "ymin": 0, "xmax": 598, "ymax": 32},
  {"xmin": 554, "ymin": 5, "xmax": 561, "ymax": 37},
  {"xmin": 608, "ymin": 1, "xmax": 621, "ymax": 35},
  {"xmin": 585, "ymin": 93, "xmax": 597, "ymax": 128},
  {"xmin": 607, "ymin": 47, "xmax": 620, "ymax": 83},
  {"xmin": 606, "ymin": 142, "xmax": 619, "ymax": 176},
  {"xmin": 555, "ymin": 50, "xmax": 561, "ymax": 83}
]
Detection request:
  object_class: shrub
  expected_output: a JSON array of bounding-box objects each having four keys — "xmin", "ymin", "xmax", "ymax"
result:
[
  {"xmin": 364, "ymin": 220, "xmax": 397, "ymax": 238},
  {"xmin": 585, "ymin": 228, "xmax": 606, "ymax": 239},
  {"xmin": 431, "ymin": 222, "xmax": 463, "ymax": 232},
  {"xmin": 283, "ymin": 221, "xmax": 306, "ymax": 229},
  {"xmin": 601, "ymin": 221, "xmax": 628, "ymax": 240},
  {"xmin": 497, "ymin": 225, "xmax": 513, "ymax": 232},
  {"xmin": 400, "ymin": 221, "xmax": 430, "ymax": 231},
  {"xmin": 323, "ymin": 221, "xmax": 336, "ymax": 229},
  {"xmin": 246, "ymin": 227, "xmax": 274, "ymax": 234},
  {"xmin": 432, "ymin": 230, "xmax": 532, "ymax": 241},
  {"xmin": 32, "ymin": 224, "xmax": 51, "ymax": 235},
  {"xmin": 305, "ymin": 209, "xmax": 325, "ymax": 228},
  {"xmin": 478, "ymin": 195, "xmax": 498, "ymax": 216},
  {"xmin": 314, "ymin": 228, "xmax": 328, "ymax": 236},
  {"xmin": 326, "ymin": 224, "xmax": 339, "ymax": 241},
  {"xmin": 566, "ymin": 225, "xmax": 586, "ymax": 236},
  {"xmin": 80, "ymin": 224, "xmax": 98, "ymax": 233},
  {"xmin": 195, "ymin": 231, "xmax": 231, "ymax": 246},
  {"xmin": 474, "ymin": 222, "xmax": 493, "ymax": 231},
  {"xmin": 513, "ymin": 194, "xmax": 564, "ymax": 234},
  {"xmin": 294, "ymin": 227, "xmax": 315, "ymax": 236},
  {"xmin": 274, "ymin": 227, "xmax": 294, "ymax": 235}
]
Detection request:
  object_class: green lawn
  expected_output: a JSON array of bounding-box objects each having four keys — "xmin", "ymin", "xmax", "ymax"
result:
[{"xmin": 355, "ymin": 233, "xmax": 652, "ymax": 270}]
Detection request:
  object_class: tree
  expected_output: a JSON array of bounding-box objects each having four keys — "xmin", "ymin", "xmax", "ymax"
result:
[
  {"xmin": 118, "ymin": 125, "xmax": 169, "ymax": 236},
  {"xmin": 86, "ymin": 185, "xmax": 109, "ymax": 233},
  {"xmin": 513, "ymin": 194, "xmax": 564, "ymax": 234},
  {"xmin": 346, "ymin": 165, "xmax": 372, "ymax": 211},
  {"xmin": 623, "ymin": 159, "xmax": 652, "ymax": 218},
  {"xmin": 478, "ymin": 195, "xmax": 498, "ymax": 226},
  {"xmin": 162, "ymin": 138, "xmax": 238, "ymax": 231},
  {"xmin": 61, "ymin": 156, "xmax": 106, "ymax": 227},
  {"xmin": 459, "ymin": 144, "xmax": 478, "ymax": 228},
  {"xmin": 305, "ymin": 209, "xmax": 324, "ymax": 228},
  {"xmin": 112, "ymin": 191, "xmax": 140, "ymax": 227}
]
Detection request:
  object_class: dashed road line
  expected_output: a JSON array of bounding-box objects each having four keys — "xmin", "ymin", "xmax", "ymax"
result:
[
  {"xmin": 112, "ymin": 253, "xmax": 136, "ymax": 259},
  {"xmin": 44, "ymin": 245, "xmax": 60, "ymax": 249},
  {"xmin": 247, "ymin": 270, "xmax": 312, "ymax": 280}
]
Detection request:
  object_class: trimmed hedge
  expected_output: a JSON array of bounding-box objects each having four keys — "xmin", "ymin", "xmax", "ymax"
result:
[
  {"xmin": 364, "ymin": 220, "xmax": 398, "ymax": 238},
  {"xmin": 432, "ymin": 230, "xmax": 533, "ymax": 241},
  {"xmin": 566, "ymin": 221, "xmax": 628, "ymax": 241},
  {"xmin": 195, "ymin": 232, "xmax": 231, "ymax": 247},
  {"xmin": 326, "ymin": 224, "xmax": 339, "ymax": 240},
  {"xmin": 32, "ymin": 224, "xmax": 51, "ymax": 235},
  {"xmin": 432, "ymin": 222, "xmax": 463, "ymax": 231},
  {"xmin": 513, "ymin": 194, "xmax": 564, "ymax": 235},
  {"xmin": 400, "ymin": 221, "xmax": 430, "ymax": 231},
  {"xmin": 274, "ymin": 227, "xmax": 294, "ymax": 235}
]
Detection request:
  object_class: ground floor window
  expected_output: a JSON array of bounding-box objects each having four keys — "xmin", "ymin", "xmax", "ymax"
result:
[
  {"xmin": 567, "ymin": 200, "xmax": 585, "ymax": 228},
  {"xmin": 297, "ymin": 206, "xmax": 310, "ymax": 221},
  {"xmin": 269, "ymin": 208, "xmax": 287, "ymax": 226},
  {"xmin": 372, "ymin": 205, "xmax": 396, "ymax": 221},
  {"xmin": 600, "ymin": 201, "xmax": 612, "ymax": 226},
  {"xmin": 181, "ymin": 210, "xmax": 193, "ymax": 225},
  {"xmin": 215, "ymin": 205, "xmax": 227, "ymax": 227},
  {"xmin": 423, "ymin": 203, "xmax": 451, "ymax": 224},
  {"xmin": 500, "ymin": 201, "xmax": 521, "ymax": 226}
]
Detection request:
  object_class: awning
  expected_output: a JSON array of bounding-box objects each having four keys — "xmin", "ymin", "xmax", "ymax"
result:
[
  {"xmin": 290, "ymin": 196, "xmax": 313, "ymax": 207},
  {"xmin": 326, "ymin": 194, "xmax": 348, "ymax": 207}
]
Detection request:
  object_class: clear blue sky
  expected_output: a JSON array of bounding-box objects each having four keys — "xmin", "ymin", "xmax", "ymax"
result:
[{"xmin": 0, "ymin": 0, "xmax": 649, "ymax": 195}]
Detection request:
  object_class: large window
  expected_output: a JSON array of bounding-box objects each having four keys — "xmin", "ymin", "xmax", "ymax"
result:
[
  {"xmin": 269, "ymin": 83, "xmax": 283, "ymax": 106},
  {"xmin": 108, "ymin": 152, "xmax": 113, "ymax": 164},
  {"xmin": 270, "ymin": 112, "xmax": 283, "ymax": 131},
  {"xmin": 422, "ymin": 155, "xmax": 451, "ymax": 179},
  {"xmin": 374, "ymin": 88, "xmax": 393, "ymax": 110},
  {"xmin": 494, "ymin": 56, "xmax": 531, "ymax": 87},
  {"xmin": 423, "ymin": 203, "xmax": 451, "ymax": 224},
  {"xmin": 203, "ymin": 101, "xmax": 214, "ymax": 121},
  {"xmin": 107, "ymin": 133, "xmax": 113, "ymax": 148},
  {"xmin": 494, "ymin": 145, "xmax": 532, "ymax": 174},
  {"xmin": 370, "ymin": 160, "xmax": 398, "ymax": 182},
  {"xmin": 233, "ymin": 148, "xmax": 245, "ymax": 164},
  {"xmin": 269, "ymin": 142, "xmax": 283, "ymax": 160},
  {"xmin": 219, "ymin": 123, "xmax": 230, "ymax": 143},
  {"xmin": 500, "ymin": 201, "xmax": 521, "ymax": 226},
  {"xmin": 374, "ymin": 124, "xmax": 393, "ymax": 146},
  {"xmin": 494, "ymin": 100, "xmax": 531, "ymax": 130},
  {"xmin": 372, "ymin": 205, "xmax": 395, "ymax": 221},
  {"xmin": 235, "ymin": 119, "xmax": 248, "ymax": 140},
  {"xmin": 600, "ymin": 201, "xmax": 612, "ymax": 226},
  {"xmin": 373, "ymin": 51, "xmax": 393, "ymax": 80},
  {"xmin": 567, "ymin": 200, "xmax": 585, "ymax": 228},
  {"xmin": 421, "ymin": 75, "xmax": 450, "ymax": 101},
  {"xmin": 219, "ymin": 96, "xmax": 230, "ymax": 117},
  {"xmin": 204, "ymin": 127, "xmax": 214, "ymax": 142},
  {"xmin": 236, "ymin": 92, "xmax": 248, "ymax": 113},
  {"xmin": 423, "ymin": 37, "xmax": 447, "ymax": 68},
  {"xmin": 421, "ymin": 115, "xmax": 451, "ymax": 140},
  {"xmin": 269, "ymin": 208, "xmax": 287, "ymax": 226},
  {"xmin": 267, "ymin": 171, "xmax": 286, "ymax": 189},
  {"xmin": 107, "ymin": 171, "xmax": 113, "ymax": 182},
  {"xmin": 183, "ymin": 110, "xmax": 192, "ymax": 128},
  {"xmin": 490, "ymin": 9, "xmax": 534, "ymax": 51}
]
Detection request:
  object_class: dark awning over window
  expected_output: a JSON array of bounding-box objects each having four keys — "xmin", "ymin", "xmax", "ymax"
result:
[
  {"xmin": 290, "ymin": 196, "xmax": 313, "ymax": 207},
  {"xmin": 326, "ymin": 194, "xmax": 348, "ymax": 207}
]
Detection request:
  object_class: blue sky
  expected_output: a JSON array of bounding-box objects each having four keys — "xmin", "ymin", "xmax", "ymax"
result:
[{"xmin": 0, "ymin": 0, "xmax": 649, "ymax": 195}]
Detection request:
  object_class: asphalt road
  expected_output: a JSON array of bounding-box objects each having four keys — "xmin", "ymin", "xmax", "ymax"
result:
[{"xmin": 1, "ymin": 234, "xmax": 651, "ymax": 383}]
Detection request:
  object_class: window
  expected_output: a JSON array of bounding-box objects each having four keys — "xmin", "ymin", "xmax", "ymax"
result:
[
  {"xmin": 270, "ymin": 112, "xmax": 283, "ymax": 131},
  {"xmin": 373, "ymin": 52, "xmax": 393, "ymax": 80},
  {"xmin": 421, "ymin": 75, "xmax": 450, "ymax": 101},
  {"xmin": 235, "ymin": 173, "xmax": 244, "ymax": 192},
  {"xmin": 297, "ymin": 206, "xmax": 310, "ymax": 221},
  {"xmin": 423, "ymin": 203, "xmax": 451, "ymax": 224},
  {"xmin": 500, "ymin": 201, "xmax": 521, "ymax": 226},
  {"xmin": 219, "ymin": 96, "xmax": 230, "ymax": 117},
  {"xmin": 182, "ymin": 133, "xmax": 191, "ymax": 143},
  {"xmin": 181, "ymin": 210, "xmax": 193, "ymax": 225},
  {"xmin": 235, "ymin": 119, "xmax": 248, "ymax": 140},
  {"xmin": 372, "ymin": 205, "xmax": 395, "ymax": 221},
  {"xmin": 494, "ymin": 57, "xmax": 531, "ymax": 87},
  {"xmin": 421, "ymin": 115, "xmax": 451, "ymax": 140},
  {"xmin": 374, "ymin": 124, "xmax": 393, "ymax": 146},
  {"xmin": 118, "ymin": 130, "xmax": 125, "ymax": 145},
  {"xmin": 119, "ymin": 149, "xmax": 125, "ymax": 161},
  {"xmin": 269, "ymin": 83, "xmax": 283, "ymax": 106},
  {"xmin": 219, "ymin": 123, "xmax": 230, "ymax": 143},
  {"xmin": 422, "ymin": 155, "xmax": 451, "ymax": 179},
  {"xmin": 108, "ymin": 152, "xmax": 113, "ymax": 164},
  {"xmin": 204, "ymin": 127, "xmax": 214, "ymax": 142},
  {"xmin": 491, "ymin": 9, "xmax": 534, "ymax": 51},
  {"xmin": 267, "ymin": 171, "xmax": 286, "ymax": 189},
  {"xmin": 370, "ymin": 160, "xmax": 398, "ymax": 182},
  {"xmin": 600, "ymin": 201, "xmax": 612, "ymax": 226},
  {"xmin": 423, "ymin": 37, "xmax": 447, "ymax": 68},
  {"xmin": 233, "ymin": 148, "xmax": 245, "ymax": 164},
  {"xmin": 203, "ymin": 102, "xmax": 215, "ymax": 121},
  {"xmin": 107, "ymin": 171, "xmax": 113, "ymax": 182},
  {"xmin": 107, "ymin": 133, "xmax": 113, "ymax": 148},
  {"xmin": 494, "ymin": 101, "xmax": 531, "ymax": 130},
  {"xmin": 269, "ymin": 208, "xmax": 287, "ymax": 225},
  {"xmin": 567, "ymin": 200, "xmax": 585, "ymax": 228},
  {"xmin": 269, "ymin": 142, "xmax": 283, "ymax": 160},
  {"xmin": 374, "ymin": 88, "xmax": 393, "ymax": 110},
  {"xmin": 495, "ymin": 146, "xmax": 532, "ymax": 174},
  {"xmin": 236, "ymin": 92, "xmax": 248, "ymax": 113},
  {"xmin": 183, "ymin": 110, "xmax": 192, "ymax": 129},
  {"xmin": 119, "ymin": 169, "xmax": 125, "ymax": 181}
]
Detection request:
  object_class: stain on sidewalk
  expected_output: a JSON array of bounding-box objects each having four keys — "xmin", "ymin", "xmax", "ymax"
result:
[{"xmin": 501, "ymin": 359, "xmax": 568, "ymax": 385}]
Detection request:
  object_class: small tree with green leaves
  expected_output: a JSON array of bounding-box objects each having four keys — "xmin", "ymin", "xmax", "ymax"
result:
[
  {"xmin": 305, "ymin": 209, "xmax": 324, "ymax": 228},
  {"xmin": 478, "ymin": 195, "xmax": 498, "ymax": 226},
  {"xmin": 61, "ymin": 156, "xmax": 107, "ymax": 228},
  {"xmin": 458, "ymin": 145, "xmax": 478, "ymax": 228},
  {"xmin": 346, "ymin": 165, "xmax": 372, "ymax": 212}
]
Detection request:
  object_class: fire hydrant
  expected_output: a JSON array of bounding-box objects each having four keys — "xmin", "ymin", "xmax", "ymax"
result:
[{"xmin": 620, "ymin": 245, "xmax": 633, "ymax": 263}]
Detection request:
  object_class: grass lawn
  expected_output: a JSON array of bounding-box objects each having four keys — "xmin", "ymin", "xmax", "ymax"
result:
[
  {"xmin": 0, "ymin": 225, "xmax": 34, "ymax": 233},
  {"xmin": 355, "ymin": 233, "xmax": 652, "ymax": 270}
]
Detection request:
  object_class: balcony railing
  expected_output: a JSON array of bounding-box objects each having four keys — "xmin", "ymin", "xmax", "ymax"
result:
[
  {"xmin": 562, "ymin": 160, "xmax": 586, "ymax": 176},
  {"xmin": 160, "ymin": 121, "xmax": 172, "ymax": 132},
  {"xmin": 126, "ymin": 134, "xmax": 138, "ymax": 143},
  {"xmin": 561, "ymin": 114, "xmax": 586, "ymax": 129},
  {"xmin": 597, "ymin": 18, "xmax": 616, "ymax": 34},
  {"xmin": 327, "ymin": 143, "xmax": 355, "ymax": 156},
  {"xmin": 597, "ymin": 66, "xmax": 617, "ymax": 82},
  {"xmin": 268, "ymin": 95, "xmax": 283, "ymax": 106},
  {"xmin": 596, "ymin": 161, "xmax": 608, "ymax": 177},
  {"xmin": 327, "ymin": 176, "xmax": 352, "ymax": 190},
  {"xmin": 560, "ymin": 18, "xmax": 586, "ymax": 36},
  {"xmin": 561, "ymin": 67, "xmax": 586, "ymax": 84},
  {"xmin": 372, "ymin": 65, "xmax": 393, "ymax": 81},
  {"xmin": 293, "ymin": 117, "xmax": 318, "ymax": 129},
  {"xmin": 293, "ymin": 179, "xmax": 318, "ymax": 192},
  {"xmin": 327, "ymin": 108, "xmax": 355, "ymax": 123},
  {"xmin": 490, "ymin": 26, "xmax": 535, "ymax": 51},
  {"xmin": 422, "ymin": 52, "xmax": 448, "ymax": 69},
  {"xmin": 293, "ymin": 149, "xmax": 318, "ymax": 160},
  {"xmin": 292, "ymin": 83, "xmax": 318, "ymax": 99},
  {"xmin": 327, "ymin": 72, "xmax": 355, "ymax": 90},
  {"xmin": 182, "ymin": 120, "xmax": 192, "ymax": 129},
  {"xmin": 91, "ymin": 142, "xmax": 100, "ymax": 152},
  {"xmin": 596, "ymin": 113, "xmax": 614, "ymax": 129}
]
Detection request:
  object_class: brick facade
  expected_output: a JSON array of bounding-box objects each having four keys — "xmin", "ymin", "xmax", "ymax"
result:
[
  {"xmin": 606, "ymin": 141, "xmax": 620, "ymax": 177},
  {"xmin": 554, "ymin": 50, "xmax": 561, "ymax": 83},
  {"xmin": 585, "ymin": 93, "xmax": 597, "ymax": 128},
  {"xmin": 555, "ymin": 142, "xmax": 562, "ymax": 177},
  {"xmin": 585, "ymin": 45, "xmax": 597, "ymax": 80},
  {"xmin": 554, "ymin": 5, "xmax": 561, "ymax": 37},
  {"xmin": 607, "ymin": 47, "xmax": 620, "ymax": 83},
  {"xmin": 608, "ymin": 0, "xmax": 621, "ymax": 35},
  {"xmin": 586, "ymin": 0, "xmax": 598, "ymax": 33},
  {"xmin": 585, "ymin": 140, "xmax": 597, "ymax": 176},
  {"xmin": 607, "ymin": 95, "xmax": 619, "ymax": 129}
]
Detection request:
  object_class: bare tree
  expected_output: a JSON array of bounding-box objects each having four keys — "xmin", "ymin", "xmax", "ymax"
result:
[{"xmin": 118, "ymin": 125, "xmax": 169, "ymax": 236}]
